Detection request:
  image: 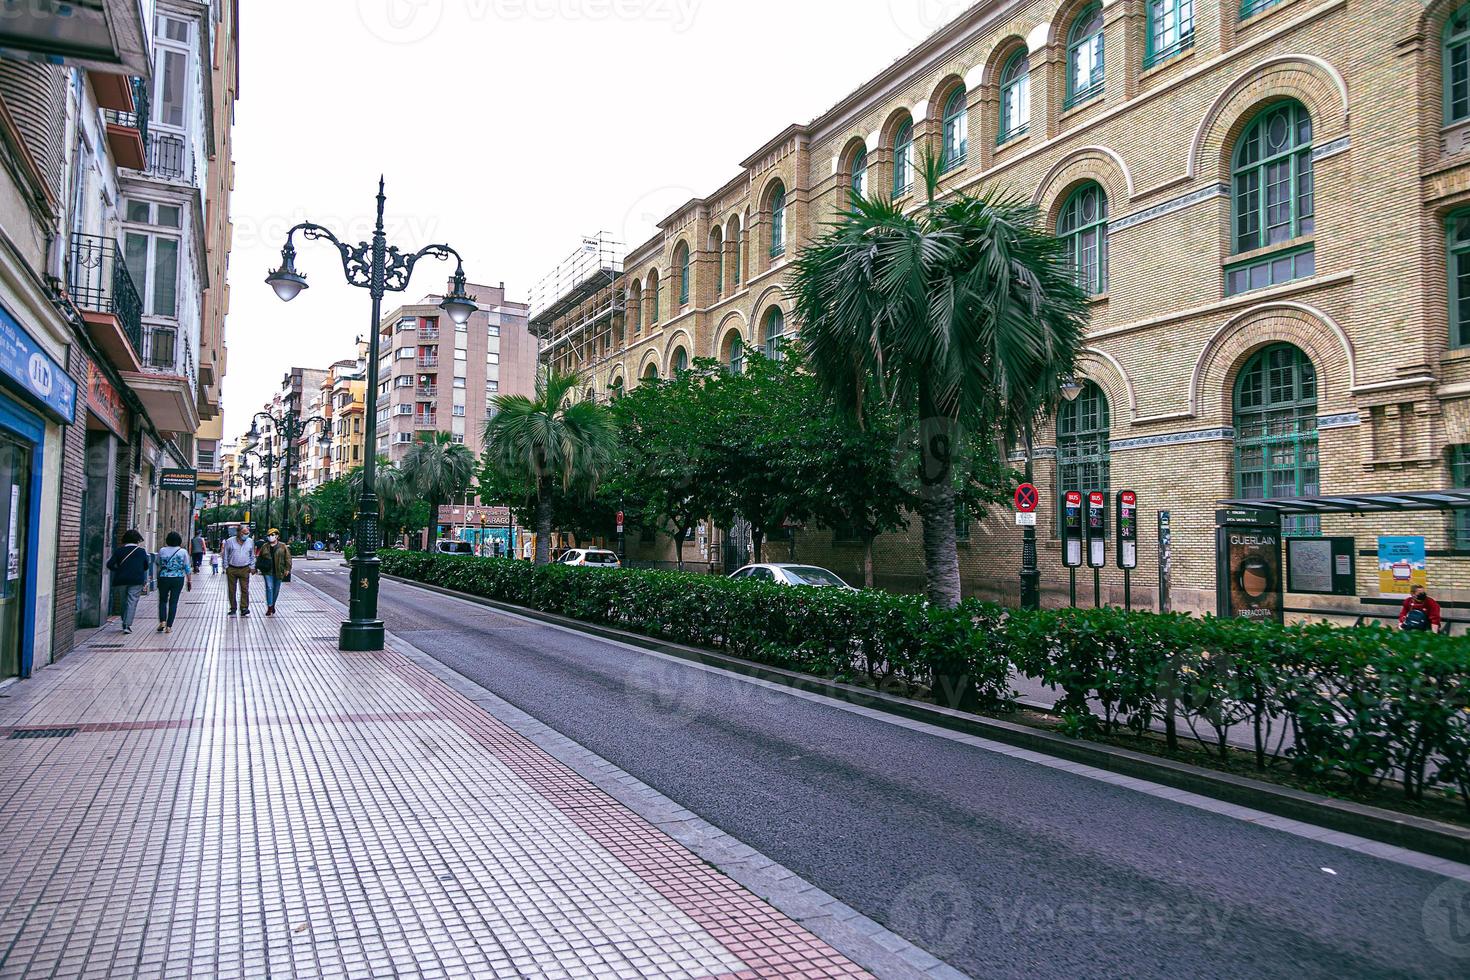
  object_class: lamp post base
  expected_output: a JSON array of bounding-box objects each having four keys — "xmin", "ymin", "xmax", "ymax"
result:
[{"xmin": 339, "ymin": 620, "xmax": 386, "ymax": 652}]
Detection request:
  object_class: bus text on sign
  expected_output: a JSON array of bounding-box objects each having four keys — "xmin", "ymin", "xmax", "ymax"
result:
[
  {"xmin": 1063, "ymin": 490, "xmax": 1084, "ymax": 568},
  {"xmin": 1086, "ymin": 491, "xmax": 1107, "ymax": 568},
  {"xmin": 1116, "ymin": 490, "xmax": 1138, "ymax": 570}
]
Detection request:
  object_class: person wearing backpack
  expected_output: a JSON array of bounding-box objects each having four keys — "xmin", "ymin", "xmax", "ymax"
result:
[
  {"xmin": 105, "ymin": 529, "xmax": 150, "ymax": 635},
  {"xmin": 152, "ymin": 531, "xmax": 193, "ymax": 633},
  {"xmin": 258, "ymin": 528, "xmax": 293, "ymax": 617},
  {"xmin": 190, "ymin": 530, "xmax": 207, "ymax": 574},
  {"xmin": 1400, "ymin": 585, "xmax": 1442, "ymax": 633}
]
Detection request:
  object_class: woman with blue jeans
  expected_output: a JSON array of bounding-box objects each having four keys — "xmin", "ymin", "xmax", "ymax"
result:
[
  {"xmin": 152, "ymin": 531, "xmax": 193, "ymax": 633},
  {"xmin": 105, "ymin": 529, "xmax": 150, "ymax": 635}
]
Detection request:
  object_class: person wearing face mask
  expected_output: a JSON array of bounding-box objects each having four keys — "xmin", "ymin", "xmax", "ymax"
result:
[
  {"xmin": 1400, "ymin": 584, "xmax": 1442, "ymax": 632},
  {"xmin": 258, "ymin": 529, "xmax": 293, "ymax": 617}
]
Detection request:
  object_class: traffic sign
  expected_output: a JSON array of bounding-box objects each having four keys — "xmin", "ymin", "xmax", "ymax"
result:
[
  {"xmin": 1116, "ymin": 490, "xmax": 1138, "ymax": 570},
  {"xmin": 1062, "ymin": 491, "xmax": 1084, "ymax": 568},
  {"xmin": 616, "ymin": 510, "xmax": 625, "ymax": 533},
  {"xmin": 1015, "ymin": 483, "xmax": 1039, "ymax": 514},
  {"xmin": 1015, "ymin": 512, "xmax": 1038, "ymax": 526},
  {"xmin": 1086, "ymin": 491, "xmax": 1108, "ymax": 569}
]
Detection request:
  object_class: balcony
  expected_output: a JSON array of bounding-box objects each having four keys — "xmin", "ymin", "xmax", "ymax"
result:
[
  {"xmin": 420, "ymin": 326, "xmax": 440, "ymax": 341},
  {"xmin": 67, "ymin": 234, "xmax": 143, "ymax": 372},
  {"xmin": 417, "ymin": 386, "xmax": 438, "ymax": 399},
  {"xmin": 120, "ymin": 327, "xmax": 198, "ymax": 435},
  {"xmin": 0, "ymin": 0, "xmax": 151, "ymax": 75},
  {"xmin": 417, "ymin": 357, "xmax": 439, "ymax": 370},
  {"xmin": 414, "ymin": 415, "xmax": 438, "ymax": 430},
  {"xmin": 137, "ymin": 130, "xmax": 195, "ymax": 183},
  {"xmin": 101, "ymin": 77, "xmax": 147, "ymax": 170}
]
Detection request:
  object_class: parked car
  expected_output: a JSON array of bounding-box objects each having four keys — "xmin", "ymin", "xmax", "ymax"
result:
[
  {"xmin": 729, "ymin": 564, "xmax": 856, "ymax": 590},
  {"xmin": 435, "ymin": 540, "xmax": 475, "ymax": 557},
  {"xmin": 558, "ymin": 549, "xmax": 623, "ymax": 569}
]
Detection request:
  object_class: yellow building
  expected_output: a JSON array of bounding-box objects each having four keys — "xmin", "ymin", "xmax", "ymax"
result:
[{"xmin": 533, "ymin": 0, "xmax": 1470, "ymax": 616}]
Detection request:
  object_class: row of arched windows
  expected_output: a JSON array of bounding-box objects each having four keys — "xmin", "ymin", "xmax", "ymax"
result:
[
  {"xmin": 1058, "ymin": 343, "xmax": 1319, "ymax": 533},
  {"xmin": 618, "ymin": 306, "xmax": 790, "ymax": 391},
  {"xmin": 630, "ymin": 205, "xmax": 772, "ymax": 335}
]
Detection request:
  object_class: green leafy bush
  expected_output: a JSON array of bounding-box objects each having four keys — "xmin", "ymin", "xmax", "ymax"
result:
[{"xmin": 381, "ymin": 551, "xmax": 1470, "ymax": 809}]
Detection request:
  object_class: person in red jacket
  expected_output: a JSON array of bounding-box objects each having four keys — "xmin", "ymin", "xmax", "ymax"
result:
[{"xmin": 1399, "ymin": 585, "xmax": 1443, "ymax": 632}]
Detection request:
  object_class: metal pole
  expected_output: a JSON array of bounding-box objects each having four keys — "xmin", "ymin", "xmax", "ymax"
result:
[
  {"xmin": 1124, "ymin": 569, "xmax": 1132, "ymax": 612},
  {"xmin": 1093, "ymin": 567, "xmax": 1101, "ymax": 608},
  {"xmin": 282, "ymin": 415, "xmax": 295, "ymax": 542},
  {"xmin": 1020, "ymin": 422, "xmax": 1040, "ymax": 611},
  {"xmin": 341, "ymin": 181, "xmax": 389, "ymax": 652},
  {"xmin": 264, "ymin": 453, "xmax": 274, "ymax": 539},
  {"xmin": 1069, "ymin": 567, "xmax": 1076, "ymax": 608}
]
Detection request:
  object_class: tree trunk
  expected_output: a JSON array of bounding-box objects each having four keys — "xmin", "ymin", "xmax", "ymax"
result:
[
  {"xmin": 425, "ymin": 495, "xmax": 440, "ymax": 552},
  {"xmin": 535, "ymin": 493, "xmax": 553, "ymax": 566},
  {"xmin": 917, "ymin": 383, "xmax": 962, "ymax": 609},
  {"xmin": 674, "ymin": 527, "xmax": 686, "ymax": 572},
  {"xmin": 863, "ymin": 533, "xmax": 875, "ymax": 590},
  {"xmin": 751, "ymin": 527, "xmax": 765, "ymax": 566}
]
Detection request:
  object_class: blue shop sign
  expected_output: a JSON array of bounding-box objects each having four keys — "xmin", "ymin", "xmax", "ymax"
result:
[{"xmin": 0, "ymin": 303, "xmax": 75, "ymax": 423}]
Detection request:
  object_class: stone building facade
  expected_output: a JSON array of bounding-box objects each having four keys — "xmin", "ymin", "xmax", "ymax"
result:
[{"xmin": 533, "ymin": 0, "xmax": 1470, "ymax": 615}]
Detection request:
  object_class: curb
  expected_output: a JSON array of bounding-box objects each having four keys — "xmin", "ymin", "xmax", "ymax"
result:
[{"xmin": 382, "ymin": 573, "xmax": 1470, "ymax": 867}]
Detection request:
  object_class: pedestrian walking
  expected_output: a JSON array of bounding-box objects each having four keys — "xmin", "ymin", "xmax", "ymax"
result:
[
  {"xmin": 190, "ymin": 530, "xmax": 207, "ymax": 574},
  {"xmin": 105, "ymin": 529, "xmax": 150, "ymax": 635},
  {"xmin": 153, "ymin": 531, "xmax": 193, "ymax": 633},
  {"xmin": 258, "ymin": 529, "xmax": 293, "ymax": 617},
  {"xmin": 221, "ymin": 524, "xmax": 255, "ymax": 616},
  {"xmin": 210, "ymin": 550, "xmax": 221, "ymax": 575},
  {"xmin": 1399, "ymin": 584, "xmax": 1443, "ymax": 632}
]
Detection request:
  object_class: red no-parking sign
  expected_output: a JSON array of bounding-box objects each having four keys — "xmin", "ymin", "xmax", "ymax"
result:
[{"xmin": 1015, "ymin": 483, "xmax": 1039, "ymax": 514}]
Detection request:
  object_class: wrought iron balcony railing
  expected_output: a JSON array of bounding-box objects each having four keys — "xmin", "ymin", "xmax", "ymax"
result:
[
  {"xmin": 142, "ymin": 131, "xmax": 195, "ymax": 183},
  {"xmin": 101, "ymin": 76, "xmax": 150, "ymax": 144},
  {"xmin": 67, "ymin": 234, "xmax": 144, "ymax": 356}
]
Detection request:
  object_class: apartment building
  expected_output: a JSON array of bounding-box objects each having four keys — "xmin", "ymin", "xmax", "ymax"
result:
[
  {"xmin": 325, "ymin": 346, "xmax": 368, "ymax": 481},
  {"xmin": 533, "ymin": 0, "xmax": 1470, "ymax": 613},
  {"xmin": 374, "ymin": 281, "xmax": 535, "ymax": 464},
  {"xmin": 0, "ymin": 0, "xmax": 237, "ymax": 674}
]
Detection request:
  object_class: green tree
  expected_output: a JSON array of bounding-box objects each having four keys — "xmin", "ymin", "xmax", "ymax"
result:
[
  {"xmin": 792, "ymin": 152, "xmax": 1089, "ymax": 608},
  {"xmin": 300, "ymin": 478, "xmax": 357, "ymax": 538},
  {"xmin": 400, "ymin": 432, "xmax": 478, "ymax": 551},
  {"xmin": 482, "ymin": 369, "xmax": 616, "ymax": 565}
]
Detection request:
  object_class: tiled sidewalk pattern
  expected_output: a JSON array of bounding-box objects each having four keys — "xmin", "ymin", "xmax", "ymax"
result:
[{"xmin": 0, "ymin": 571, "xmax": 872, "ymax": 979}]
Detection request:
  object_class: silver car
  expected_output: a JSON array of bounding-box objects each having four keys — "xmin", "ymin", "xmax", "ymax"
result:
[{"xmin": 728, "ymin": 564, "xmax": 856, "ymax": 590}]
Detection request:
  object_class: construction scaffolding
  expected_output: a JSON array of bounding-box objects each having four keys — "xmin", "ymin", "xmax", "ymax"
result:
[{"xmin": 528, "ymin": 232, "xmax": 628, "ymax": 381}]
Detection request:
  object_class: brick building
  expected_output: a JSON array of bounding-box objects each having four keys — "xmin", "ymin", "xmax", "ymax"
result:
[
  {"xmin": 374, "ymin": 281, "xmax": 536, "ymax": 464},
  {"xmin": 532, "ymin": 0, "xmax": 1470, "ymax": 614}
]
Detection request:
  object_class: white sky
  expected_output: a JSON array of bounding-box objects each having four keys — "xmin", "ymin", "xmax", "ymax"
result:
[{"xmin": 223, "ymin": 0, "xmax": 977, "ymax": 435}]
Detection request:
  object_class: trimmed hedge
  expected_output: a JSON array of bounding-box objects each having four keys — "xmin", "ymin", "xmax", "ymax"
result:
[{"xmin": 381, "ymin": 551, "xmax": 1470, "ymax": 810}]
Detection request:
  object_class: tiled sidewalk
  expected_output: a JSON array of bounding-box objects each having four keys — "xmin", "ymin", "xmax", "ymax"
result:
[{"xmin": 0, "ymin": 570, "xmax": 872, "ymax": 979}]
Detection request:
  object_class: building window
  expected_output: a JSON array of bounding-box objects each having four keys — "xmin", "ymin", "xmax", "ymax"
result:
[
  {"xmin": 998, "ymin": 51, "xmax": 1030, "ymax": 144},
  {"xmin": 941, "ymin": 87, "xmax": 968, "ymax": 171},
  {"xmin": 676, "ymin": 242, "xmax": 691, "ymax": 305},
  {"xmin": 672, "ymin": 346, "xmax": 689, "ymax": 375},
  {"xmin": 649, "ymin": 271, "xmax": 660, "ymax": 322},
  {"xmin": 1057, "ymin": 381, "xmax": 1110, "ymax": 525},
  {"xmin": 1226, "ymin": 101, "xmax": 1314, "ymax": 295},
  {"xmin": 1448, "ymin": 8, "xmax": 1470, "ymax": 124},
  {"xmin": 1451, "ymin": 211, "xmax": 1470, "ymax": 348},
  {"xmin": 763, "ymin": 308, "xmax": 788, "ymax": 361},
  {"xmin": 1241, "ymin": 0, "xmax": 1283, "ymax": 17},
  {"xmin": 711, "ymin": 228, "xmax": 724, "ymax": 297},
  {"xmin": 769, "ymin": 184, "xmax": 787, "ymax": 258},
  {"xmin": 1145, "ymin": 0, "xmax": 1193, "ymax": 67},
  {"xmin": 850, "ymin": 147, "xmax": 868, "ymax": 198},
  {"xmin": 893, "ymin": 118, "xmax": 914, "ymax": 197},
  {"xmin": 1454, "ymin": 446, "xmax": 1470, "ymax": 550},
  {"xmin": 1058, "ymin": 183, "xmax": 1108, "ymax": 295},
  {"xmin": 152, "ymin": 16, "xmax": 192, "ymax": 130},
  {"xmin": 123, "ymin": 230, "xmax": 179, "ymax": 318},
  {"xmin": 1066, "ymin": 5, "xmax": 1105, "ymax": 107},
  {"xmin": 1234, "ymin": 344, "xmax": 1320, "ymax": 535},
  {"xmin": 726, "ymin": 333, "xmax": 744, "ymax": 375}
]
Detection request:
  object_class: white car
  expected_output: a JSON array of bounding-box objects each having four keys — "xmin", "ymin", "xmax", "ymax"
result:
[
  {"xmin": 435, "ymin": 540, "xmax": 475, "ymax": 556},
  {"xmin": 558, "ymin": 549, "xmax": 623, "ymax": 569},
  {"xmin": 729, "ymin": 564, "xmax": 856, "ymax": 590}
]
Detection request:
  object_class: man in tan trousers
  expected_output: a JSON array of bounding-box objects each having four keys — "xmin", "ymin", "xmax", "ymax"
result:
[{"xmin": 221, "ymin": 524, "xmax": 256, "ymax": 616}]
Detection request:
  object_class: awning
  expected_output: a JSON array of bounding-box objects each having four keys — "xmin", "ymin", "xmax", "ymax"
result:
[{"xmin": 1217, "ymin": 490, "xmax": 1470, "ymax": 515}]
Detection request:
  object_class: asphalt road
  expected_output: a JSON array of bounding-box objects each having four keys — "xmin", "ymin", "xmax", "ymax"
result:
[{"xmin": 299, "ymin": 564, "xmax": 1469, "ymax": 979}]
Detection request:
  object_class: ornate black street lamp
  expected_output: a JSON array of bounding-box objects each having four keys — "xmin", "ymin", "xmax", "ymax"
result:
[
  {"xmin": 249, "ymin": 409, "xmax": 330, "ymax": 541},
  {"xmin": 265, "ymin": 178, "xmax": 478, "ymax": 652},
  {"xmin": 241, "ymin": 446, "xmax": 277, "ymax": 539}
]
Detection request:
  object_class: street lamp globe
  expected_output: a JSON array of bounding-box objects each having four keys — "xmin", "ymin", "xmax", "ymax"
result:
[
  {"xmin": 266, "ymin": 246, "xmax": 309, "ymax": 302},
  {"xmin": 1060, "ymin": 376, "xmax": 1084, "ymax": 403},
  {"xmin": 440, "ymin": 271, "xmax": 478, "ymax": 325}
]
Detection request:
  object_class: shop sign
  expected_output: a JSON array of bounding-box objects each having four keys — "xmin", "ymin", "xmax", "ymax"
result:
[
  {"xmin": 436, "ymin": 504, "xmax": 512, "ymax": 527},
  {"xmin": 85, "ymin": 360, "xmax": 127, "ymax": 437},
  {"xmin": 0, "ymin": 304, "xmax": 75, "ymax": 422},
  {"xmin": 160, "ymin": 468, "xmax": 197, "ymax": 493}
]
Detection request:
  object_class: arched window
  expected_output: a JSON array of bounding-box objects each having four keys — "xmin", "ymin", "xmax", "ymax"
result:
[
  {"xmin": 1227, "ymin": 101, "xmax": 1315, "ymax": 295},
  {"xmin": 611, "ymin": 377, "xmax": 625, "ymax": 400},
  {"xmin": 850, "ymin": 147, "xmax": 868, "ymax": 198},
  {"xmin": 1066, "ymin": 4, "xmax": 1105, "ymax": 107},
  {"xmin": 1447, "ymin": 210, "xmax": 1470, "ymax": 348},
  {"xmin": 628, "ymin": 279, "xmax": 643, "ymax": 333},
  {"xmin": 675, "ymin": 243, "xmax": 691, "ymax": 306},
  {"xmin": 731, "ymin": 218, "xmax": 743, "ymax": 286},
  {"xmin": 768, "ymin": 184, "xmax": 787, "ymax": 259},
  {"xmin": 999, "ymin": 50, "xmax": 1030, "ymax": 144},
  {"xmin": 671, "ymin": 346, "xmax": 689, "ymax": 375},
  {"xmin": 763, "ymin": 308, "xmax": 789, "ymax": 361},
  {"xmin": 643, "ymin": 362, "xmax": 659, "ymax": 382},
  {"xmin": 1057, "ymin": 183, "xmax": 1108, "ymax": 295},
  {"xmin": 1447, "ymin": 7, "xmax": 1470, "ymax": 124},
  {"xmin": 725, "ymin": 332, "xmax": 744, "ymax": 375},
  {"xmin": 893, "ymin": 118, "xmax": 914, "ymax": 197},
  {"xmin": 1145, "ymin": 0, "xmax": 1193, "ymax": 68},
  {"xmin": 1057, "ymin": 381, "xmax": 1110, "ymax": 521},
  {"xmin": 941, "ymin": 87, "xmax": 968, "ymax": 171},
  {"xmin": 648, "ymin": 270, "xmax": 660, "ymax": 322},
  {"xmin": 1234, "ymin": 344, "xmax": 1320, "ymax": 535}
]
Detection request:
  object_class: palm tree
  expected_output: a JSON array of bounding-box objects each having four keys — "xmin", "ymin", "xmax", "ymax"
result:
[
  {"xmin": 792, "ymin": 151, "xmax": 1089, "ymax": 609},
  {"xmin": 347, "ymin": 457, "xmax": 408, "ymax": 518},
  {"xmin": 483, "ymin": 369, "xmax": 616, "ymax": 565},
  {"xmin": 400, "ymin": 432, "xmax": 478, "ymax": 551}
]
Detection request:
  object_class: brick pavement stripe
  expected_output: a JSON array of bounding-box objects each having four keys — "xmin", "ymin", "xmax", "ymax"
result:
[{"xmin": 0, "ymin": 575, "xmax": 876, "ymax": 979}]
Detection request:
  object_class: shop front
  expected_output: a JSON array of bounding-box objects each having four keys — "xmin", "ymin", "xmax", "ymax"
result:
[
  {"xmin": 0, "ymin": 303, "xmax": 77, "ymax": 681},
  {"xmin": 76, "ymin": 359, "xmax": 130, "ymax": 629}
]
